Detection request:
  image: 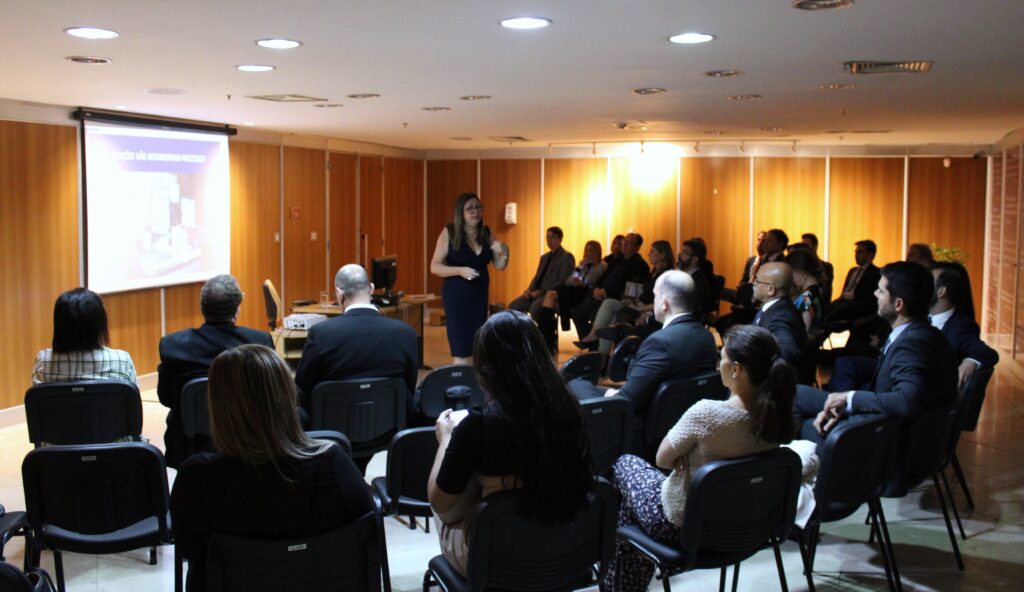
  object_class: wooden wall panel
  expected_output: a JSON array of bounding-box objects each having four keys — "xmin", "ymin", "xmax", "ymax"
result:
[
  {"xmin": 999, "ymin": 150, "xmax": 1019, "ymax": 350},
  {"xmin": 328, "ymin": 153, "xmax": 358, "ymax": 282},
  {"xmin": 383, "ymin": 157, "xmax": 425, "ymax": 294},
  {"xmin": 0, "ymin": 121, "xmax": 80, "ymax": 408},
  {"xmin": 103, "ymin": 289, "xmax": 162, "ymax": 375},
  {"xmin": 544, "ymin": 159, "xmax": 610, "ymax": 270},
  {"xmin": 283, "ymin": 146, "xmax": 327, "ymax": 305},
  {"xmin": 425, "ymin": 160, "xmax": 478, "ymax": 297},
  {"xmin": 611, "ymin": 157, "xmax": 678, "ymax": 252},
  {"xmin": 229, "ymin": 141, "xmax": 281, "ymax": 331},
  {"xmin": 164, "ymin": 282, "xmax": 204, "ymax": 334},
  {"xmin": 907, "ymin": 157, "xmax": 988, "ymax": 318},
  {"xmin": 753, "ymin": 158, "xmax": 826, "ymax": 257},
  {"xmin": 986, "ymin": 153, "xmax": 1003, "ymax": 335},
  {"xmin": 680, "ymin": 157, "xmax": 750, "ymax": 300},
  {"xmin": 480, "ymin": 160, "xmax": 542, "ymax": 307},
  {"xmin": 828, "ymin": 158, "xmax": 905, "ymax": 298},
  {"xmin": 359, "ymin": 155, "xmax": 384, "ymax": 267}
]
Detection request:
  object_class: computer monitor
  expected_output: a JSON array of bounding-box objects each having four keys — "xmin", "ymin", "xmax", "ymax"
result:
[{"xmin": 371, "ymin": 255, "xmax": 398, "ymax": 304}]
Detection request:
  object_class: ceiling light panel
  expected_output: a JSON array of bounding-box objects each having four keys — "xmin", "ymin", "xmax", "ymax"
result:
[
  {"xmin": 347, "ymin": 93, "xmax": 380, "ymax": 99},
  {"xmin": 236, "ymin": 64, "xmax": 275, "ymax": 72},
  {"xmin": 669, "ymin": 32, "xmax": 715, "ymax": 44},
  {"xmin": 500, "ymin": 17, "xmax": 552, "ymax": 29},
  {"xmin": 422, "ymin": 106, "xmax": 451, "ymax": 111},
  {"xmin": 729, "ymin": 94, "xmax": 763, "ymax": 101},
  {"xmin": 64, "ymin": 27, "xmax": 119, "ymax": 40},
  {"xmin": 256, "ymin": 38, "xmax": 302, "ymax": 49},
  {"xmin": 65, "ymin": 56, "xmax": 111, "ymax": 64},
  {"xmin": 793, "ymin": 0, "xmax": 854, "ymax": 10},
  {"xmin": 705, "ymin": 70, "xmax": 742, "ymax": 78},
  {"xmin": 632, "ymin": 88, "xmax": 666, "ymax": 95},
  {"xmin": 459, "ymin": 95, "xmax": 491, "ymax": 101}
]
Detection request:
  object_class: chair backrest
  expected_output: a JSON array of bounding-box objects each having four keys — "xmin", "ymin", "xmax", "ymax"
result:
[
  {"xmin": 262, "ymin": 279, "xmax": 281, "ymax": 331},
  {"xmin": 465, "ymin": 480, "xmax": 618, "ymax": 591},
  {"xmin": 416, "ymin": 365, "xmax": 484, "ymax": 420},
  {"xmin": 24, "ymin": 380, "xmax": 142, "ymax": 447},
  {"xmin": 383, "ymin": 427, "xmax": 438, "ymax": 504},
  {"xmin": 180, "ymin": 377, "xmax": 212, "ymax": 456},
  {"xmin": 305, "ymin": 430, "xmax": 353, "ymax": 458},
  {"xmin": 580, "ymin": 397, "xmax": 633, "ymax": 474},
  {"xmin": 885, "ymin": 396, "xmax": 962, "ymax": 497},
  {"xmin": 21, "ymin": 443, "xmax": 171, "ymax": 543},
  {"xmin": 643, "ymin": 372, "xmax": 728, "ymax": 456},
  {"xmin": 559, "ymin": 352, "xmax": 604, "ymax": 384},
  {"xmin": 206, "ymin": 510, "xmax": 381, "ymax": 592},
  {"xmin": 958, "ymin": 366, "xmax": 994, "ymax": 432},
  {"xmin": 678, "ymin": 448, "xmax": 801, "ymax": 571},
  {"xmin": 310, "ymin": 378, "xmax": 407, "ymax": 457},
  {"xmin": 0, "ymin": 561, "xmax": 33, "ymax": 592},
  {"xmin": 814, "ymin": 416, "xmax": 898, "ymax": 523},
  {"xmin": 607, "ymin": 336, "xmax": 642, "ymax": 383},
  {"xmin": 709, "ymin": 274, "xmax": 726, "ymax": 307}
]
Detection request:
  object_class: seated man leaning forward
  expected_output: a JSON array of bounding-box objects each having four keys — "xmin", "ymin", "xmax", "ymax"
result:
[
  {"xmin": 294, "ymin": 264, "xmax": 419, "ymax": 472},
  {"xmin": 794, "ymin": 261, "xmax": 957, "ymax": 447},
  {"xmin": 569, "ymin": 270, "xmax": 718, "ymax": 416},
  {"xmin": 158, "ymin": 274, "xmax": 272, "ymax": 468}
]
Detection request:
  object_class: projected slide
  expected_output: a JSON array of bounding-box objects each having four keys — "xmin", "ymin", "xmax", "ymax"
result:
[{"xmin": 84, "ymin": 122, "xmax": 230, "ymax": 294}]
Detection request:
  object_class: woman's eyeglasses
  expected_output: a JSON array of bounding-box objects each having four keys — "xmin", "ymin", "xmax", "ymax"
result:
[{"xmin": 464, "ymin": 205, "xmax": 484, "ymax": 212}]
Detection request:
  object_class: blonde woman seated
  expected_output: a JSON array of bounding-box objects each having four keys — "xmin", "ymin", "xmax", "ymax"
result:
[
  {"xmin": 32, "ymin": 288, "xmax": 136, "ymax": 384},
  {"xmin": 427, "ymin": 311, "xmax": 593, "ymax": 577},
  {"xmin": 606, "ymin": 325, "xmax": 796, "ymax": 591},
  {"xmin": 535, "ymin": 239, "xmax": 607, "ymax": 353},
  {"xmin": 171, "ymin": 345, "xmax": 374, "ymax": 591}
]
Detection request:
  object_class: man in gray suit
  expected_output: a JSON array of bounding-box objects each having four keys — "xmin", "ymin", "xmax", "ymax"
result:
[{"xmin": 509, "ymin": 226, "xmax": 576, "ymax": 318}]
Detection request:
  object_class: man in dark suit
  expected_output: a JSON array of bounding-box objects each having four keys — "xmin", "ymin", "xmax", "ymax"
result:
[
  {"xmin": 508, "ymin": 226, "xmax": 575, "ymax": 318},
  {"xmin": 801, "ymin": 232, "xmax": 834, "ymax": 302},
  {"xmin": 676, "ymin": 239, "xmax": 713, "ymax": 319},
  {"xmin": 157, "ymin": 274, "xmax": 273, "ymax": 468},
  {"xmin": 825, "ymin": 239, "xmax": 881, "ymax": 324},
  {"xmin": 717, "ymin": 229, "xmax": 787, "ymax": 332},
  {"xmin": 569, "ymin": 270, "xmax": 718, "ymax": 416},
  {"xmin": 930, "ymin": 264, "xmax": 998, "ymax": 387},
  {"xmin": 571, "ymin": 232, "xmax": 651, "ymax": 340},
  {"xmin": 751, "ymin": 262, "xmax": 806, "ymax": 367},
  {"xmin": 795, "ymin": 262, "xmax": 958, "ymax": 446}
]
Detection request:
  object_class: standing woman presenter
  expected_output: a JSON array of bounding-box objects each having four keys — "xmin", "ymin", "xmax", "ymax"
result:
[{"xmin": 431, "ymin": 193, "xmax": 509, "ymax": 364}]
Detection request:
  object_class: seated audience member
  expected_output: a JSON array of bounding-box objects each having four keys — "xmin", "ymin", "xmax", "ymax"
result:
[
  {"xmin": 570, "ymin": 232, "xmax": 651, "ymax": 340},
  {"xmin": 606, "ymin": 325, "xmax": 796, "ymax": 591},
  {"xmin": 800, "ymin": 232, "xmax": 834, "ymax": 301},
  {"xmin": 508, "ymin": 226, "xmax": 575, "ymax": 318},
  {"xmin": 676, "ymin": 239, "xmax": 713, "ymax": 320},
  {"xmin": 427, "ymin": 311, "xmax": 593, "ymax": 578},
  {"xmin": 785, "ymin": 248, "xmax": 827, "ymax": 336},
  {"xmin": 33, "ymin": 288, "xmax": 136, "ymax": 384},
  {"xmin": 717, "ymin": 229, "xmax": 787, "ymax": 332},
  {"xmin": 569, "ymin": 271, "xmax": 718, "ymax": 416},
  {"xmin": 795, "ymin": 262, "xmax": 957, "ymax": 446},
  {"xmin": 824, "ymin": 239, "xmax": 881, "ymax": 324},
  {"xmin": 605, "ymin": 234, "xmax": 625, "ymax": 265},
  {"xmin": 537, "ymin": 240, "xmax": 607, "ymax": 353},
  {"xmin": 906, "ymin": 242, "xmax": 936, "ymax": 269},
  {"xmin": 751, "ymin": 262, "xmax": 807, "ymax": 367},
  {"xmin": 171, "ymin": 344, "xmax": 374, "ymax": 592},
  {"xmin": 294, "ymin": 264, "xmax": 418, "ymax": 470},
  {"xmin": 158, "ymin": 274, "xmax": 273, "ymax": 468},
  {"xmin": 686, "ymin": 236, "xmax": 715, "ymax": 279}
]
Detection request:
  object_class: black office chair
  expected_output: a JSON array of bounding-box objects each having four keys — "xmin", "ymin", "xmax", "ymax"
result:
[
  {"xmin": 24, "ymin": 380, "xmax": 142, "ymax": 447},
  {"xmin": 580, "ymin": 397, "xmax": 634, "ymax": 475},
  {"xmin": 0, "ymin": 561, "xmax": 55, "ymax": 592},
  {"xmin": 0, "ymin": 507, "xmax": 30, "ymax": 570},
  {"xmin": 615, "ymin": 448, "xmax": 802, "ymax": 592},
  {"xmin": 262, "ymin": 279, "xmax": 281, "ymax": 331},
  {"xmin": 21, "ymin": 443, "xmax": 174, "ymax": 592},
  {"xmin": 423, "ymin": 479, "xmax": 618, "ymax": 592},
  {"xmin": 180, "ymin": 377, "xmax": 213, "ymax": 458},
  {"xmin": 607, "ymin": 336, "xmax": 642, "ymax": 383},
  {"xmin": 415, "ymin": 365, "xmax": 484, "ymax": 421},
  {"xmin": 310, "ymin": 378, "xmax": 407, "ymax": 466},
  {"xmin": 305, "ymin": 430, "xmax": 353, "ymax": 457},
  {"xmin": 206, "ymin": 511, "xmax": 383, "ymax": 592},
  {"xmin": 559, "ymin": 352, "xmax": 603, "ymax": 384},
  {"xmin": 949, "ymin": 366, "xmax": 995, "ymax": 511},
  {"xmin": 794, "ymin": 416, "xmax": 901, "ymax": 592},
  {"xmin": 640, "ymin": 372, "xmax": 728, "ymax": 463},
  {"xmin": 371, "ymin": 428, "xmax": 438, "ymax": 532}
]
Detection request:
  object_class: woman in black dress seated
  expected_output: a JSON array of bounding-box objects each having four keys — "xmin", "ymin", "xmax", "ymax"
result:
[
  {"xmin": 427, "ymin": 311, "xmax": 593, "ymax": 577},
  {"xmin": 170, "ymin": 344, "xmax": 374, "ymax": 591}
]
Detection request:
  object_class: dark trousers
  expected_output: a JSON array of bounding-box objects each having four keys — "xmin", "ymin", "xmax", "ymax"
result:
[{"xmin": 570, "ymin": 296, "xmax": 603, "ymax": 340}]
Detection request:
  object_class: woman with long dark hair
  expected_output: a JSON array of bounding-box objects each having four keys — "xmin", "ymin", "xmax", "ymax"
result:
[
  {"xmin": 786, "ymin": 247, "xmax": 827, "ymax": 334},
  {"xmin": 171, "ymin": 345, "xmax": 374, "ymax": 591},
  {"xmin": 427, "ymin": 311, "xmax": 593, "ymax": 577},
  {"xmin": 607, "ymin": 325, "xmax": 796, "ymax": 591},
  {"xmin": 32, "ymin": 288, "xmax": 136, "ymax": 384},
  {"xmin": 430, "ymin": 192, "xmax": 509, "ymax": 364}
]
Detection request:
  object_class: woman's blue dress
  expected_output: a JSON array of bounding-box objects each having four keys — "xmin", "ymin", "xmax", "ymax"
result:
[{"xmin": 442, "ymin": 235, "xmax": 492, "ymax": 357}]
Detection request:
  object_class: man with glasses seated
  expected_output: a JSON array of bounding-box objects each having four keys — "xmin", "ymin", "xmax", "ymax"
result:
[{"xmin": 750, "ymin": 262, "xmax": 806, "ymax": 367}]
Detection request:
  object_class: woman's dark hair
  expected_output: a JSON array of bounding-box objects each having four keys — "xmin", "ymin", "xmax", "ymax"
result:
[
  {"xmin": 472, "ymin": 311, "xmax": 593, "ymax": 523},
  {"xmin": 785, "ymin": 248, "xmax": 827, "ymax": 287},
  {"xmin": 51, "ymin": 288, "xmax": 110, "ymax": 353},
  {"xmin": 651, "ymin": 240, "xmax": 673, "ymax": 272},
  {"xmin": 723, "ymin": 325, "xmax": 796, "ymax": 445},
  {"xmin": 447, "ymin": 192, "xmax": 492, "ymax": 251},
  {"xmin": 582, "ymin": 239, "xmax": 603, "ymax": 262}
]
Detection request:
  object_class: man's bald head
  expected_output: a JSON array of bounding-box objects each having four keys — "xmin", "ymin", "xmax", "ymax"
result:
[
  {"xmin": 753, "ymin": 262, "xmax": 794, "ymax": 304},
  {"xmin": 335, "ymin": 264, "xmax": 372, "ymax": 304},
  {"xmin": 653, "ymin": 270, "xmax": 695, "ymax": 322}
]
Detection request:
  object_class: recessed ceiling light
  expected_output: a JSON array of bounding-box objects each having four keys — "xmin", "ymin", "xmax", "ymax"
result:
[
  {"xmin": 255, "ymin": 38, "xmax": 302, "ymax": 49},
  {"xmin": 761, "ymin": 126, "xmax": 784, "ymax": 132},
  {"xmin": 451, "ymin": 137, "xmax": 473, "ymax": 141},
  {"xmin": 114, "ymin": 105, "xmax": 128, "ymax": 110},
  {"xmin": 65, "ymin": 56, "xmax": 111, "ymax": 65},
  {"xmin": 459, "ymin": 95, "xmax": 491, "ymax": 101},
  {"xmin": 704, "ymin": 130, "xmax": 723, "ymax": 135},
  {"xmin": 64, "ymin": 27, "xmax": 119, "ymax": 40},
  {"xmin": 632, "ymin": 88, "xmax": 666, "ymax": 95},
  {"xmin": 500, "ymin": 17, "xmax": 552, "ymax": 30},
  {"xmin": 669, "ymin": 32, "xmax": 715, "ymax": 44},
  {"xmin": 313, "ymin": 103, "xmax": 343, "ymax": 108},
  {"xmin": 347, "ymin": 93, "xmax": 380, "ymax": 99},
  {"xmin": 243, "ymin": 122, "xmax": 255, "ymax": 126},
  {"xmin": 793, "ymin": 0, "xmax": 854, "ymax": 10},
  {"xmin": 422, "ymin": 106, "xmax": 451, "ymax": 111},
  {"xmin": 729, "ymin": 94, "xmax": 763, "ymax": 101},
  {"xmin": 145, "ymin": 88, "xmax": 185, "ymax": 95},
  {"xmin": 236, "ymin": 64, "xmax": 275, "ymax": 72},
  {"xmin": 817, "ymin": 82, "xmax": 856, "ymax": 90},
  {"xmin": 705, "ymin": 69, "xmax": 742, "ymax": 78}
]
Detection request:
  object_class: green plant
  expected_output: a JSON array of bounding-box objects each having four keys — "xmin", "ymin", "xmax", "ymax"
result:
[{"xmin": 932, "ymin": 243, "xmax": 968, "ymax": 264}]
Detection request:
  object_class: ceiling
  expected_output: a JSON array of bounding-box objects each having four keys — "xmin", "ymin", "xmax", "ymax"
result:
[{"xmin": 3, "ymin": 0, "xmax": 1023, "ymax": 151}]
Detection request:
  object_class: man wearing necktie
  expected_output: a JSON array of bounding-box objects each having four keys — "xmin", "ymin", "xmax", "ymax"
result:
[
  {"xmin": 823, "ymin": 239, "xmax": 882, "ymax": 325},
  {"xmin": 793, "ymin": 262, "xmax": 957, "ymax": 447}
]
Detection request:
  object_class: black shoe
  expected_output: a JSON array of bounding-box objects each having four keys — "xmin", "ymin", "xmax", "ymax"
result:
[{"xmin": 573, "ymin": 340, "xmax": 598, "ymax": 352}]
